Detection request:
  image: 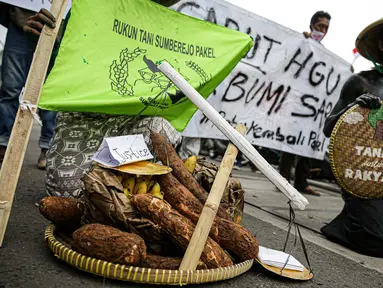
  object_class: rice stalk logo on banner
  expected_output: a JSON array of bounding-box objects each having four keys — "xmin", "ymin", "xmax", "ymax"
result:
[
  {"xmin": 174, "ymin": 0, "xmax": 352, "ymax": 160},
  {"xmin": 39, "ymin": 0, "xmax": 253, "ymax": 132}
]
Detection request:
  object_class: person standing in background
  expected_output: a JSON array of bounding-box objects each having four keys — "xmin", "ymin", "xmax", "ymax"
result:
[
  {"xmin": 303, "ymin": 10, "xmax": 331, "ymax": 42},
  {"xmin": 177, "ymin": 137, "xmax": 201, "ymax": 160},
  {"xmin": 279, "ymin": 11, "xmax": 331, "ymax": 197},
  {"xmin": 0, "ymin": 3, "xmax": 57, "ymax": 169}
]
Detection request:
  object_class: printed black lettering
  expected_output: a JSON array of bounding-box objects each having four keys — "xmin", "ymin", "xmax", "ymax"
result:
[
  {"xmin": 113, "ymin": 19, "xmax": 119, "ymax": 33},
  {"xmin": 155, "ymin": 35, "xmax": 159, "ymax": 47},
  {"xmin": 178, "ymin": 41, "xmax": 182, "ymax": 53},
  {"xmin": 121, "ymin": 23, "xmax": 128, "ymax": 37},
  {"xmin": 169, "ymin": 39, "xmax": 174, "ymax": 51}
]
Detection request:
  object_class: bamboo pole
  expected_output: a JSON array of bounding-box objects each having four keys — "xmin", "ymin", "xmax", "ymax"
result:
[
  {"xmin": 0, "ymin": 0, "xmax": 69, "ymax": 247},
  {"xmin": 179, "ymin": 124, "xmax": 246, "ymax": 271},
  {"xmin": 158, "ymin": 61, "xmax": 309, "ymax": 210}
]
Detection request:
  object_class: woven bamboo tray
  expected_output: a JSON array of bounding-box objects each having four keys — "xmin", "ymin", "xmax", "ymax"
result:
[
  {"xmin": 45, "ymin": 224, "xmax": 254, "ymax": 285},
  {"xmin": 329, "ymin": 103, "xmax": 383, "ymax": 199}
]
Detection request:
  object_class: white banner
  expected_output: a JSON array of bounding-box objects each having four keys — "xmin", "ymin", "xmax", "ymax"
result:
[
  {"xmin": 1, "ymin": 0, "xmax": 71, "ymax": 15},
  {"xmin": 173, "ymin": 0, "xmax": 352, "ymax": 160}
]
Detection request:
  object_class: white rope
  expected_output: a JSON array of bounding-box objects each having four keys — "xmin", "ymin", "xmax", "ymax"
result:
[{"xmin": 18, "ymin": 87, "xmax": 42, "ymax": 126}]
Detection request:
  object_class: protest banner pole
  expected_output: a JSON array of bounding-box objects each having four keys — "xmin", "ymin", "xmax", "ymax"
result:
[
  {"xmin": 0, "ymin": 0, "xmax": 69, "ymax": 247},
  {"xmin": 179, "ymin": 124, "xmax": 246, "ymax": 271},
  {"xmin": 158, "ymin": 61, "xmax": 309, "ymax": 210}
]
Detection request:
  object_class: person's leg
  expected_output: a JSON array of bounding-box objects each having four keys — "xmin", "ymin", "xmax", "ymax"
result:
[
  {"xmin": 295, "ymin": 156, "xmax": 320, "ymax": 196},
  {"xmin": 279, "ymin": 152, "xmax": 294, "ymax": 182},
  {"xmin": 0, "ymin": 22, "xmax": 33, "ymax": 165},
  {"xmin": 45, "ymin": 113, "xmax": 181, "ymax": 199},
  {"xmin": 233, "ymin": 150, "xmax": 243, "ymax": 170},
  {"xmin": 322, "ymin": 191, "xmax": 383, "ymax": 257},
  {"xmin": 177, "ymin": 137, "xmax": 201, "ymax": 160},
  {"xmin": 37, "ymin": 109, "xmax": 57, "ymax": 169}
]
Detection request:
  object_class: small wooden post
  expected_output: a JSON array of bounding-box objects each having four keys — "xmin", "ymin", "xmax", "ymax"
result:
[
  {"xmin": 179, "ymin": 124, "xmax": 246, "ymax": 271},
  {"xmin": 0, "ymin": 0, "xmax": 69, "ymax": 247}
]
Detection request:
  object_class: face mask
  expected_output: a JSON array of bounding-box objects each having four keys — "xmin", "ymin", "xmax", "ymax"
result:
[{"xmin": 311, "ymin": 28, "xmax": 325, "ymax": 42}]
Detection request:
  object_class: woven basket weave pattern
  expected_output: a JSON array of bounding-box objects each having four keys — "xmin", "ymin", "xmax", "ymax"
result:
[
  {"xmin": 45, "ymin": 224, "xmax": 253, "ymax": 285},
  {"xmin": 329, "ymin": 104, "xmax": 383, "ymax": 199}
]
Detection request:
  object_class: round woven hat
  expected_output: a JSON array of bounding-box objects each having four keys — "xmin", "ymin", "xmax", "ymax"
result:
[
  {"xmin": 329, "ymin": 102, "xmax": 383, "ymax": 199},
  {"xmin": 355, "ymin": 18, "xmax": 383, "ymax": 64}
]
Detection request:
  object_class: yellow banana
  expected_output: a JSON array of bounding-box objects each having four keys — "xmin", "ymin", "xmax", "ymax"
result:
[
  {"xmin": 147, "ymin": 180, "xmax": 155, "ymax": 191},
  {"xmin": 123, "ymin": 188, "xmax": 132, "ymax": 198},
  {"xmin": 116, "ymin": 175, "xmax": 124, "ymax": 182},
  {"xmin": 136, "ymin": 175, "xmax": 152, "ymax": 184},
  {"xmin": 151, "ymin": 191, "xmax": 164, "ymax": 199},
  {"xmin": 134, "ymin": 181, "xmax": 148, "ymax": 194},
  {"xmin": 149, "ymin": 182, "xmax": 161, "ymax": 195},
  {"xmin": 184, "ymin": 155, "xmax": 197, "ymax": 174},
  {"xmin": 122, "ymin": 176, "xmax": 135, "ymax": 194}
]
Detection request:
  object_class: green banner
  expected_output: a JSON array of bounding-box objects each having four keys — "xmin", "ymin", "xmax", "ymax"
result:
[{"xmin": 39, "ymin": 0, "xmax": 252, "ymax": 131}]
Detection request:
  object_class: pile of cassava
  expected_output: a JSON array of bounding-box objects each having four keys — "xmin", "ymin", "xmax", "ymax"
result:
[{"xmin": 39, "ymin": 132, "xmax": 258, "ymax": 270}]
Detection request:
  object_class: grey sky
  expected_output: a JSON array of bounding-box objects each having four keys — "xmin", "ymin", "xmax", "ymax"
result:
[{"xmin": 226, "ymin": 0, "xmax": 381, "ymax": 72}]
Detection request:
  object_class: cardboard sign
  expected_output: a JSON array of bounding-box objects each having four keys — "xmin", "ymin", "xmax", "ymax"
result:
[{"xmin": 330, "ymin": 103, "xmax": 383, "ymax": 199}]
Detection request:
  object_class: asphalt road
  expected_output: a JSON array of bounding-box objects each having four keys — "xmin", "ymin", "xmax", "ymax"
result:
[{"xmin": 0, "ymin": 127, "xmax": 382, "ymax": 288}]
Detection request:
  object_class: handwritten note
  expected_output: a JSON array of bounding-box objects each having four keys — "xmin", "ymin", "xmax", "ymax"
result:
[{"xmin": 92, "ymin": 135, "xmax": 153, "ymax": 167}]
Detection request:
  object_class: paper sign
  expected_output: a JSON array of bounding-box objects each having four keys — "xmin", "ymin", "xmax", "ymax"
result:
[
  {"xmin": 258, "ymin": 246, "xmax": 304, "ymax": 272},
  {"xmin": 92, "ymin": 135, "xmax": 153, "ymax": 167}
]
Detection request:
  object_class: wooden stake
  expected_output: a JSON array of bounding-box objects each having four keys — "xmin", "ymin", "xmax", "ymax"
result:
[
  {"xmin": 179, "ymin": 124, "xmax": 246, "ymax": 271},
  {"xmin": 0, "ymin": 0, "xmax": 69, "ymax": 247},
  {"xmin": 158, "ymin": 61, "xmax": 309, "ymax": 210}
]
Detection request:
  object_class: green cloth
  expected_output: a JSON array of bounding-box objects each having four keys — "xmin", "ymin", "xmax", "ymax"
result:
[
  {"xmin": 49, "ymin": 10, "xmax": 71, "ymax": 73},
  {"xmin": 368, "ymin": 107, "xmax": 383, "ymax": 129},
  {"xmin": 39, "ymin": 0, "xmax": 253, "ymax": 131}
]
